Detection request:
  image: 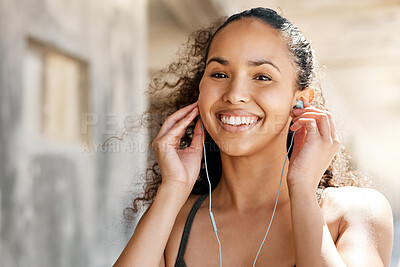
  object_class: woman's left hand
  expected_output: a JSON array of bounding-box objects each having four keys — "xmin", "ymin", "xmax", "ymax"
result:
[{"xmin": 287, "ymin": 101, "xmax": 340, "ymax": 191}]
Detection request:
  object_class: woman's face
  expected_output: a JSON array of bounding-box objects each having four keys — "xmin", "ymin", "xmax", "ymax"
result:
[{"xmin": 199, "ymin": 18, "xmax": 300, "ymax": 156}]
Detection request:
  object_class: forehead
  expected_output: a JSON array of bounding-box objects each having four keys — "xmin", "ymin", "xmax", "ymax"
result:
[{"xmin": 208, "ymin": 18, "xmax": 293, "ymax": 67}]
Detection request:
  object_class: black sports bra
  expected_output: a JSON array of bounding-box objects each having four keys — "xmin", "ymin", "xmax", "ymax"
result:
[{"xmin": 174, "ymin": 193, "xmax": 296, "ymax": 266}]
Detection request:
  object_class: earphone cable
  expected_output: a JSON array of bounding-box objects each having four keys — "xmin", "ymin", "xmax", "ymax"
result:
[
  {"xmin": 252, "ymin": 130, "xmax": 296, "ymax": 266},
  {"xmin": 200, "ymin": 118, "xmax": 296, "ymax": 267},
  {"xmin": 201, "ymin": 120, "xmax": 223, "ymax": 267}
]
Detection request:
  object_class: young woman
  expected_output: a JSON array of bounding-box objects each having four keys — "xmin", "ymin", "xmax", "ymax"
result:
[{"xmin": 114, "ymin": 7, "xmax": 393, "ymax": 267}]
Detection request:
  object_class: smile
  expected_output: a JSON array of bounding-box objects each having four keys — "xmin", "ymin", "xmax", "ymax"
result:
[
  {"xmin": 217, "ymin": 113, "xmax": 261, "ymax": 133},
  {"xmin": 219, "ymin": 115, "xmax": 259, "ymax": 126}
]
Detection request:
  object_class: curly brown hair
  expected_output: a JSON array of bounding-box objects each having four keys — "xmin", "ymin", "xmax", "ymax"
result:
[{"xmin": 123, "ymin": 7, "xmax": 375, "ymax": 221}]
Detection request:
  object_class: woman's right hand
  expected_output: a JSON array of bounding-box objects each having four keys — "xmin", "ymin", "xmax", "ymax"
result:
[{"xmin": 151, "ymin": 101, "xmax": 204, "ymax": 195}]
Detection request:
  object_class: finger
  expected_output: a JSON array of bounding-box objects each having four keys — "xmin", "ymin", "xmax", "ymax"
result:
[
  {"xmin": 290, "ymin": 103, "xmax": 313, "ymax": 119},
  {"xmin": 293, "ymin": 106, "xmax": 338, "ymax": 141},
  {"xmin": 156, "ymin": 102, "xmax": 198, "ymax": 139},
  {"xmin": 290, "ymin": 118, "xmax": 321, "ymax": 138},
  {"xmin": 163, "ymin": 107, "xmax": 199, "ymax": 145},
  {"xmin": 325, "ymin": 111, "xmax": 338, "ymax": 140},
  {"xmin": 189, "ymin": 118, "xmax": 204, "ymax": 151},
  {"xmin": 292, "ymin": 112, "xmax": 331, "ymax": 139},
  {"xmin": 292, "ymin": 105, "xmax": 320, "ymax": 116},
  {"xmin": 291, "ymin": 126, "xmax": 306, "ymax": 159}
]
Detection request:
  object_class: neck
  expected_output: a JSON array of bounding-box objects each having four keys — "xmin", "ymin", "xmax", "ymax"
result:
[{"xmin": 211, "ymin": 133, "xmax": 292, "ymax": 213}]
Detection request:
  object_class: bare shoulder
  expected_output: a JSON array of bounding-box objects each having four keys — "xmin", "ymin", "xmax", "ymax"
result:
[
  {"xmin": 321, "ymin": 186, "xmax": 393, "ymax": 221},
  {"xmin": 321, "ymin": 186, "xmax": 394, "ymax": 266}
]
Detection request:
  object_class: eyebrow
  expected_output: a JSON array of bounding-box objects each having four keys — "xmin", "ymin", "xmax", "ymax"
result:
[
  {"xmin": 206, "ymin": 56, "xmax": 281, "ymax": 73},
  {"xmin": 206, "ymin": 57, "xmax": 229, "ymax": 67}
]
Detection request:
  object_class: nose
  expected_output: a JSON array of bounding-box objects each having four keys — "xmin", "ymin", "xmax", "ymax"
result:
[{"xmin": 222, "ymin": 75, "xmax": 251, "ymax": 104}]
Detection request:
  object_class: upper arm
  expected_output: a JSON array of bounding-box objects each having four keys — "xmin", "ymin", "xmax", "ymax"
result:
[
  {"xmin": 136, "ymin": 206, "xmax": 165, "ymax": 267},
  {"xmin": 137, "ymin": 197, "xmax": 194, "ymax": 267},
  {"xmin": 135, "ymin": 206, "xmax": 166, "ymax": 267},
  {"xmin": 334, "ymin": 188, "xmax": 394, "ymax": 267},
  {"xmin": 159, "ymin": 251, "xmax": 166, "ymax": 267}
]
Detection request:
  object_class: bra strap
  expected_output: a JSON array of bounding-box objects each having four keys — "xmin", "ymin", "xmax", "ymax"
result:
[{"xmin": 176, "ymin": 193, "xmax": 208, "ymax": 260}]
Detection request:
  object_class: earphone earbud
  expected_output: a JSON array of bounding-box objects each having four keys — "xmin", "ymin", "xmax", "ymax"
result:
[{"xmin": 293, "ymin": 99, "xmax": 304, "ymax": 109}]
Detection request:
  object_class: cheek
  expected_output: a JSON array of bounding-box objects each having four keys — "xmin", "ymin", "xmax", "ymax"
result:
[
  {"xmin": 198, "ymin": 81, "xmax": 213, "ymax": 120},
  {"xmin": 255, "ymin": 90, "xmax": 282, "ymax": 112},
  {"xmin": 255, "ymin": 90, "xmax": 293, "ymax": 130},
  {"xmin": 198, "ymin": 81, "xmax": 221, "ymax": 106}
]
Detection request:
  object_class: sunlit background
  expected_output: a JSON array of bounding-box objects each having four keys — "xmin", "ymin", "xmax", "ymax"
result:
[{"xmin": 0, "ymin": 0, "xmax": 399, "ymax": 266}]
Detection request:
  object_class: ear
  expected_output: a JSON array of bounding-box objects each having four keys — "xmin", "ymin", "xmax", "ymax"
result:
[{"xmin": 299, "ymin": 88, "xmax": 315, "ymax": 103}]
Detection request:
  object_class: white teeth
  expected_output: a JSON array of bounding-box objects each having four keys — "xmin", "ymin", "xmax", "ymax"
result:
[
  {"xmin": 220, "ymin": 115, "xmax": 259, "ymax": 126},
  {"xmin": 235, "ymin": 117, "xmax": 241, "ymax": 125}
]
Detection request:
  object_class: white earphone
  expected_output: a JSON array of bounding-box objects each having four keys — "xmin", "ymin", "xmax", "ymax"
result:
[{"xmin": 198, "ymin": 100, "xmax": 303, "ymax": 267}]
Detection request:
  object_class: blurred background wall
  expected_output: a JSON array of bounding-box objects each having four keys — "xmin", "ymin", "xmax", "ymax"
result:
[
  {"xmin": 0, "ymin": 0, "xmax": 148, "ymax": 266},
  {"xmin": 1, "ymin": 0, "xmax": 399, "ymax": 266}
]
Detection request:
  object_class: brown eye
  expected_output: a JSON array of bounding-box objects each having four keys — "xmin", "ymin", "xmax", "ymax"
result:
[
  {"xmin": 211, "ymin": 73, "xmax": 228, "ymax": 79},
  {"xmin": 255, "ymin": 75, "xmax": 271, "ymax": 81}
]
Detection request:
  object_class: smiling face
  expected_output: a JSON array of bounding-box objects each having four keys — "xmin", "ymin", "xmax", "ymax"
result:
[{"xmin": 198, "ymin": 18, "xmax": 301, "ymax": 156}]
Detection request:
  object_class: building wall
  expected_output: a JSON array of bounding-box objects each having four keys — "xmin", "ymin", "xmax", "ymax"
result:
[{"xmin": 0, "ymin": 0, "xmax": 148, "ymax": 266}]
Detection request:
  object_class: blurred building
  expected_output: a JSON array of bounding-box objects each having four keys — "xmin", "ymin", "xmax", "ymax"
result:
[
  {"xmin": 1, "ymin": 0, "xmax": 399, "ymax": 266},
  {"xmin": 0, "ymin": 0, "xmax": 147, "ymax": 266}
]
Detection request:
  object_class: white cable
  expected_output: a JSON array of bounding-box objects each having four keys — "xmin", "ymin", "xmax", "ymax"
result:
[
  {"xmin": 200, "ymin": 120, "xmax": 223, "ymax": 267},
  {"xmin": 252, "ymin": 130, "xmax": 296, "ymax": 266},
  {"xmin": 200, "ymin": 118, "xmax": 296, "ymax": 267}
]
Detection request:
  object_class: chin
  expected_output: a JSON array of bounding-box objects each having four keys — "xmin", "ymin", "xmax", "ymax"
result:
[{"xmin": 212, "ymin": 137, "xmax": 256, "ymax": 157}]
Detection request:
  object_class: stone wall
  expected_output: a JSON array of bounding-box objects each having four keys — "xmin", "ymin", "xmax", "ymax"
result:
[{"xmin": 0, "ymin": 0, "xmax": 148, "ymax": 266}]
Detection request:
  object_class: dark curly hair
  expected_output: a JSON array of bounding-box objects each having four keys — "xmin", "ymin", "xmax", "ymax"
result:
[{"xmin": 123, "ymin": 7, "xmax": 375, "ymax": 221}]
